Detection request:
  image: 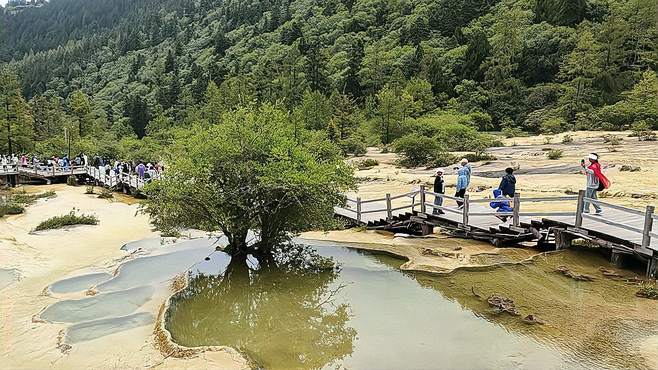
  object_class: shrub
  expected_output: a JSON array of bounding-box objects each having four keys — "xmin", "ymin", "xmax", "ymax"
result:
[
  {"xmin": 0, "ymin": 203, "xmax": 24, "ymax": 217},
  {"xmin": 602, "ymin": 134, "xmax": 622, "ymax": 145},
  {"xmin": 97, "ymin": 189, "xmax": 114, "ymax": 199},
  {"xmin": 428, "ymin": 152, "xmax": 458, "ymax": 167},
  {"xmin": 562, "ymin": 134, "xmax": 573, "ymax": 144},
  {"xmin": 547, "ymin": 149, "xmax": 563, "ymax": 160},
  {"xmin": 502, "ymin": 127, "xmax": 524, "ymax": 138},
  {"xmin": 355, "ymin": 158, "xmax": 379, "ymax": 170},
  {"xmin": 393, "ymin": 133, "xmax": 441, "ymax": 167},
  {"xmin": 631, "ymin": 121, "xmax": 656, "ymax": 141},
  {"xmin": 541, "ymin": 117, "xmax": 567, "ymax": 134},
  {"xmin": 84, "ymin": 185, "xmax": 95, "ymax": 194},
  {"xmin": 67, "ymin": 175, "xmax": 77, "ymax": 186},
  {"xmin": 636, "ymin": 282, "xmax": 658, "ymax": 300},
  {"xmin": 463, "ymin": 152, "xmax": 496, "ymax": 163},
  {"xmin": 34, "ymin": 210, "xmax": 99, "ymax": 231},
  {"xmin": 11, "ymin": 191, "xmax": 56, "ymax": 205},
  {"xmin": 340, "ymin": 136, "xmax": 367, "ymax": 156}
]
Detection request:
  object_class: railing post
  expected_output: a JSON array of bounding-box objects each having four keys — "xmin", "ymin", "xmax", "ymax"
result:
[
  {"xmin": 462, "ymin": 194, "xmax": 470, "ymax": 227},
  {"xmin": 419, "ymin": 186, "xmax": 426, "ymax": 214},
  {"xmin": 575, "ymin": 190, "xmax": 585, "ymax": 228},
  {"xmin": 386, "ymin": 193, "xmax": 392, "ymax": 222},
  {"xmin": 642, "ymin": 205, "xmax": 655, "ymax": 249},
  {"xmin": 411, "ymin": 194, "xmax": 416, "ymax": 212},
  {"xmin": 513, "ymin": 192, "xmax": 521, "ymax": 227},
  {"xmin": 356, "ymin": 197, "xmax": 362, "ymax": 224}
]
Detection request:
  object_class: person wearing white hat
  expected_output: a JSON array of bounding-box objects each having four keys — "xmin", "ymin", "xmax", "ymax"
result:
[
  {"xmin": 580, "ymin": 153, "xmax": 603, "ymax": 215},
  {"xmin": 433, "ymin": 168, "xmax": 445, "ymax": 215}
]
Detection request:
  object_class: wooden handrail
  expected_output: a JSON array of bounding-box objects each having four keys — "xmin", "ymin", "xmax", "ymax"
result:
[{"xmin": 584, "ymin": 197, "xmax": 646, "ymax": 217}]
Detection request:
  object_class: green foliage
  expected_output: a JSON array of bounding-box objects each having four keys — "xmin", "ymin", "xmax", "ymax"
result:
[
  {"xmin": 502, "ymin": 127, "xmax": 524, "ymax": 138},
  {"xmin": 85, "ymin": 185, "xmax": 95, "ymax": 194},
  {"xmin": 140, "ymin": 104, "xmax": 355, "ymax": 256},
  {"xmin": 67, "ymin": 175, "xmax": 78, "ymax": 186},
  {"xmin": 34, "ymin": 209, "xmax": 99, "ymax": 231},
  {"xmin": 631, "ymin": 121, "xmax": 657, "ymax": 141},
  {"xmin": 561, "ymin": 134, "xmax": 573, "ymax": 144},
  {"xmin": 97, "ymin": 189, "xmax": 114, "ymax": 199},
  {"xmin": 546, "ymin": 149, "xmax": 564, "ymax": 160},
  {"xmin": 0, "ymin": 0, "xmax": 654, "ymax": 162},
  {"xmin": 393, "ymin": 133, "xmax": 441, "ymax": 167},
  {"xmin": 10, "ymin": 190, "xmax": 56, "ymax": 205},
  {"xmin": 355, "ymin": 158, "xmax": 379, "ymax": 170},
  {"xmin": 0, "ymin": 202, "xmax": 24, "ymax": 217}
]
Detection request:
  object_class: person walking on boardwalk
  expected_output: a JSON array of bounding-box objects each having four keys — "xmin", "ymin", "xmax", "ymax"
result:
[
  {"xmin": 455, "ymin": 159, "xmax": 470, "ymax": 209},
  {"xmin": 498, "ymin": 167, "xmax": 516, "ymax": 198},
  {"xmin": 433, "ymin": 168, "xmax": 445, "ymax": 215},
  {"xmin": 136, "ymin": 161, "xmax": 146, "ymax": 179},
  {"xmin": 581, "ymin": 153, "xmax": 609, "ymax": 215}
]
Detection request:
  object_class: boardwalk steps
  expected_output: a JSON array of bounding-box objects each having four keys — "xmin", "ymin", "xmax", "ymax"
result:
[{"xmin": 335, "ymin": 186, "xmax": 658, "ymax": 277}]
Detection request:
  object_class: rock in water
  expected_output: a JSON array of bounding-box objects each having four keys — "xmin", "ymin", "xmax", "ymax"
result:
[
  {"xmin": 487, "ymin": 294, "xmax": 520, "ymax": 316},
  {"xmin": 555, "ymin": 265, "xmax": 595, "ymax": 281}
]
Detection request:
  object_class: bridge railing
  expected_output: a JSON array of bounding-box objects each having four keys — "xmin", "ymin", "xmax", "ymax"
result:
[
  {"xmin": 576, "ymin": 190, "xmax": 655, "ymax": 251},
  {"xmin": 17, "ymin": 164, "xmax": 88, "ymax": 177},
  {"xmin": 0, "ymin": 164, "xmax": 19, "ymax": 174},
  {"xmin": 343, "ymin": 190, "xmax": 420, "ymax": 223},
  {"xmin": 421, "ymin": 186, "xmax": 577, "ymax": 228}
]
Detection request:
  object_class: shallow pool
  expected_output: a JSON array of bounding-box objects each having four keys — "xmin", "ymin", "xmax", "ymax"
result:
[{"xmin": 165, "ymin": 241, "xmax": 655, "ymax": 369}]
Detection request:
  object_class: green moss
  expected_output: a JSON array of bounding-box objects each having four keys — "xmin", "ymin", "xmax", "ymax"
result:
[{"xmin": 34, "ymin": 210, "xmax": 99, "ymax": 231}]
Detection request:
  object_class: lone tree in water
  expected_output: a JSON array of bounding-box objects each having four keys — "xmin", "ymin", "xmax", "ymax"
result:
[{"xmin": 141, "ymin": 104, "xmax": 355, "ymax": 266}]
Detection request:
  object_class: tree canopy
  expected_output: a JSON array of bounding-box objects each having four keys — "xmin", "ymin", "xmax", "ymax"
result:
[{"xmin": 140, "ymin": 104, "xmax": 355, "ymax": 259}]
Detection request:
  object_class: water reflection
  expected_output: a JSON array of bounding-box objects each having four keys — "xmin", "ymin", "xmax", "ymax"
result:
[{"xmin": 166, "ymin": 245, "xmax": 356, "ymax": 369}]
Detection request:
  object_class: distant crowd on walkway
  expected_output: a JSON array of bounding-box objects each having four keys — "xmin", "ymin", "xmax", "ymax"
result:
[
  {"xmin": 431, "ymin": 153, "xmax": 610, "ymax": 221},
  {"xmin": 1, "ymin": 153, "xmax": 164, "ymax": 181}
]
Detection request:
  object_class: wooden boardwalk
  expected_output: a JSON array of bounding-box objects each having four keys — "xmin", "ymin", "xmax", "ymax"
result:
[
  {"xmin": 336, "ymin": 186, "xmax": 658, "ymax": 276},
  {"xmin": 2, "ymin": 164, "xmax": 153, "ymax": 191}
]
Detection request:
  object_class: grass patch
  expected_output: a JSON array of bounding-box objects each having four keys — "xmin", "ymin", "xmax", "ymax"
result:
[
  {"xmin": 547, "ymin": 149, "xmax": 563, "ymax": 160},
  {"xmin": 97, "ymin": 189, "xmax": 114, "ymax": 199},
  {"xmin": 67, "ymin": 175, "xmax": 78, "ymax": 186},
  {"xmin": 0, "ymin": 203, "xmax": 25, "ymax": 217},
  {"xmin": 11, "ymin": 190, "xmax": 56, "ymax": 205},
  {"xmin": 355, "ymin": 158, "xmax": 379, "ymax": 170},
  {"xmin": 34, "ymin": 210, "xmax": 99, "ymax": 231},
  {"xmin": 84, "ymin": 185, "xmax": 95, "ymax": 194},
  {"xmin": 636, "ymin": 282, "xmax": 658, "ymax": 300}
]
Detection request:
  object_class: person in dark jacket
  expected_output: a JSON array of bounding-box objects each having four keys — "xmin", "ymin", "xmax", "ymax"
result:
[
  {"xmin": 433, "ymin": 168, "xmax": 445, "ymax": 215},
  {"xmin": 499, "ymin": 167, "xmax": 516, "ymax": 197}
]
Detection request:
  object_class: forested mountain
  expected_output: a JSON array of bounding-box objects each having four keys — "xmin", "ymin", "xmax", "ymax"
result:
[{"xmin": 0, "ymin": 0, "xmax": 656, "ymax": 163}]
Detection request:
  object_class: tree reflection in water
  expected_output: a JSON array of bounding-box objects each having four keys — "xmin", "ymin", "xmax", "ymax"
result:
[{"xmin": 166, "ymin": 244, "xmax": 356, "ymax": 370}]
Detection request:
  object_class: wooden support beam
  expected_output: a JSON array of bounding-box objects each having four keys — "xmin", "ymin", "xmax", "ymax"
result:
[
  {"xmin": 513, "ymin": 192, "xmax": 520, "ymax": 227},
  {"xmin": 421, "ymin": 223, "xmax": 434, "ymax": 236},
  {"xmin": 386, "ymin": 193, "xmax": 392, "ymax": 222},
  {"xmin": 356, "ymin": 197, "xmax": 362, "ymax": 224},
  {"xmin": 575, "ymin": 190, "xmax": 585, "ymax": 228},
  {"xmin": 462, "ymin": 194, "xmax": 470, "ymax": 227},
  {"xmin": 610, "ymin": 251, "xmax": 626, "ymax": 268},
  {"xmin": 419, "ymin": 186, "xmax": 426, "ymax": 214},
  {"xmin": 554, "ymin": 229, "xmax": 575, "ymax": 250},
  {"xmin": 642, "ymin": 205, "xmax": 655, "ymax": 249},
  {"xmin": 647, "ymin": 257, "xmax": 658, "ymax": 278}
]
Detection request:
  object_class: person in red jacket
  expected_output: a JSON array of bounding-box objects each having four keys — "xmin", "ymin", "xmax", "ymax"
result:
[{"xmin": 580, "ymin": 153, "xmax": 610, "ymax": 215}]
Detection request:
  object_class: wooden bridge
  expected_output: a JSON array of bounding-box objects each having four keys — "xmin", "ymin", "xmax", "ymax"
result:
[
  {"xmin": 335, "ymin": 186, "xmax": 658, "ymax": 277},
  {"xmin": 1, "ymin": 164, "xmax": 154, "ymax": 192}
]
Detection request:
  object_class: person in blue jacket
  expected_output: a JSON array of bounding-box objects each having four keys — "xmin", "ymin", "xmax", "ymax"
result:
[
  {"xmin": 489, "ymin": 189, "xmax": 513, "ymax": 222},
  {"xmin": 455, "ymin": 159, "xmax": 471, "ymax": 208}
]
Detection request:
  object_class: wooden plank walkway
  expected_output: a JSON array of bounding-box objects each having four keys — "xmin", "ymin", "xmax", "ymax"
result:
[{"xmin": 335, "ymin": 186, "xmax": 658, "ymax": 276}]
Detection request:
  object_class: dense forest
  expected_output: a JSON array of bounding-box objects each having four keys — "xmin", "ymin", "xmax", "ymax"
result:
[{"xmin": 0, "ymin": 0, "xmax": 656, "ymax": 166}]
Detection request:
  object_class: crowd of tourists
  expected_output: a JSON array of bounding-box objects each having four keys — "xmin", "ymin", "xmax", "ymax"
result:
[
  {"xmin": 1, "ymin": 152, "xmax": 163, "ymax": 182},
  {"xmin": 430, "ymin": 153, "xmax": 610, "ymax": 220}
]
